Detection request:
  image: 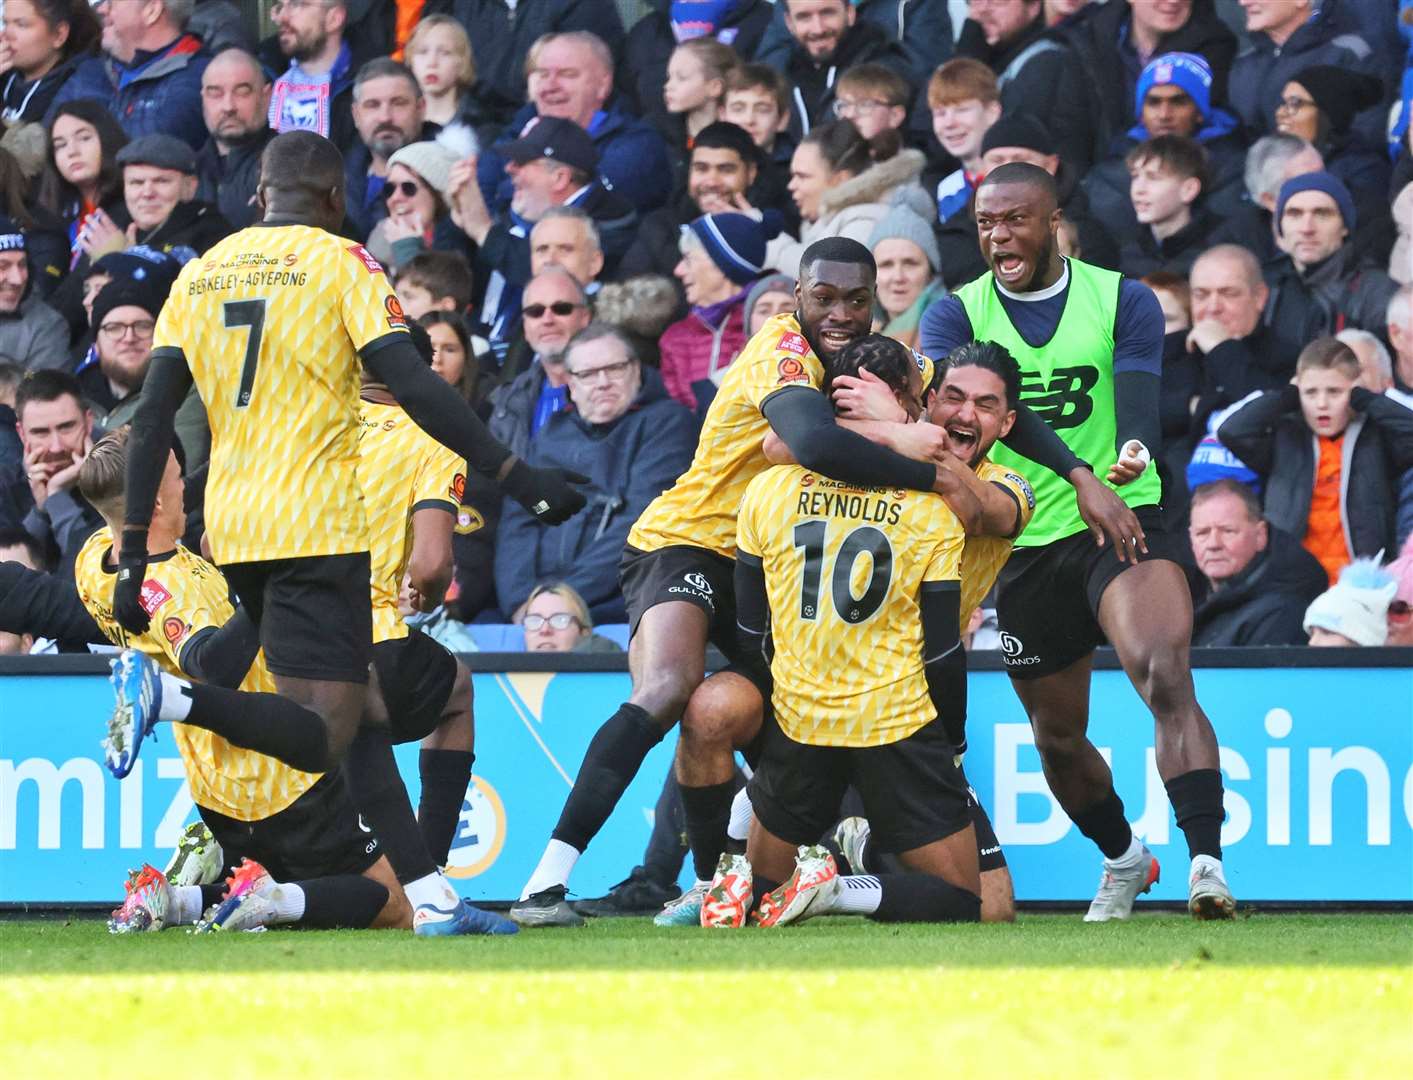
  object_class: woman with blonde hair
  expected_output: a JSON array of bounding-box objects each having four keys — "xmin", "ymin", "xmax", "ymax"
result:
[{"xmin": 520, "ymin": 583, "xmax": 623, "ymax": 654}]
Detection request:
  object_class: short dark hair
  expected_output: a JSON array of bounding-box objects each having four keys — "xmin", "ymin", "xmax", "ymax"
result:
[
  {"xmin": 1190, "ymin": 478, "xmax": 1262, "ymax": 520},
  {"xmin": 0, "ymin": 360, "xmax": 24, "ymax": 400},
  {"xmin": 1126, "ymin": 134, "xmax": 1208, "ymax": 192},
  {"xmin": 398, "ymin": 251, "xmax": 474, "ymax": 311},
  {"xmin": 826, "ymin": 334, "xmax": 913, "ymax": 403},
  {"xmin": 692, "ymin": 121, "xmax": 760, "ymax": 167},
  {"xmin": 940, "ymin": 340, "xmax": 1022, "ymax": 410},
  {"xmin": 800, "ymin": 236, "xmax": 876, "ymax": 283},
  {"xmin": 354, "ymin": 57, "xmax": 420, "ymax": 101},
  {"xmin": 261, "ymin": 130, "xmax": 345, "ymax": 196},
  {"xmin": 0, "ymin": 526, "xmax": 45, "ymax": 569},
  {"xmin": 14, "ymin": 369, "xmax": 84, "ymax": 422},
  {"xmin": 977, "ymin": 161, "xmax": 1059, "ymax": 207}
]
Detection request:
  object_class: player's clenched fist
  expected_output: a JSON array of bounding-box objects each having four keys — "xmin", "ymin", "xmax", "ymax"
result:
[
  {"xmin": 112, "ymin": 531, "xmax": 152, "ymax": 634},
  {"xmin": 501, "ymin": 459, "xmax": 590, "ymax": 525}
]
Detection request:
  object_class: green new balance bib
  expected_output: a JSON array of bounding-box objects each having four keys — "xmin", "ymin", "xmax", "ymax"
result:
[{"xmin": 956, "ymin": 259, "xmax": 1161, "ymax": 547}]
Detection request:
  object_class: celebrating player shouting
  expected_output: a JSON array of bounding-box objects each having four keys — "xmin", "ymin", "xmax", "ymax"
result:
[
  {"xmin": 105, "ymin": 132, "xmax": 585, "ymax": 791},
  {"xmin": 921, "ymin": 162, "xmax": 1235, "ymax": 920}
]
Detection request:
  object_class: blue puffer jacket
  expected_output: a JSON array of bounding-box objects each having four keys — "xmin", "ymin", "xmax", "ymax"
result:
[
  {"xmin": 477, "ymin": 103, "xmax": 673, "ymax": 214},
  {"xmin": 55, "ymin": 34, "xmax": 211, "ymax": 149},
  {"xmin": 492, "ymin": 367, "xmax": 696, "ymax": 622}
]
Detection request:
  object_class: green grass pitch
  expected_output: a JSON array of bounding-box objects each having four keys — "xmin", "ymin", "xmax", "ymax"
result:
[{"xmin": 2, "ymin": 913, "xmax": 1409, "ymax": 1079}]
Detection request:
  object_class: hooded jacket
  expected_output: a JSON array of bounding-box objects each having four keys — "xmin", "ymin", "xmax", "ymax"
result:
[
  {"xmin": 1228, "ymin": 0, "xmax": 1379, "ymax": 138},
  {"xmin": 493, "ymin": 366, "xmax": 696, "ymax": 622},
  {"xmin": 781, "ymin": 19, "xmax": 908, "ymax": 139},
  {"xmin": 1217, "ymin": 385, "xmax": 1413, "ymax": 565},
  {"xmin": 1054, "ymin": 0, "xmax": 1236, "ymax": 170},
  {"xmin": 1192, "ymin": 524, "xmax": 1328, "ymax": 646},
  {"xmin": 756, "ymin": 0, "xmax": 955, "ymax": 86},
  {"xmin": 766, "ymin": 148, "xmax": 927, "ymax": 279},
  {"xmin": 1, "ymin": 53, "xmax": 92, "ymax": 127},
  {"xmin": 56, "ymin": 33, "xmax": 211, "ymax": 149}
]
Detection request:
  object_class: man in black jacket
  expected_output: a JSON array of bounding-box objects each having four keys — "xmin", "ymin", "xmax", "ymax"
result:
[
  {"xmin": 772, "ymin": 0, "xmax": 907, "ymax": 138},
  {"xmin": 196, "ymin": 48, "xmax": 276, "ymax": 232},
  {"xmin": 1188, "ymin": 479, "xmax": 1326, "ymax": 646}
]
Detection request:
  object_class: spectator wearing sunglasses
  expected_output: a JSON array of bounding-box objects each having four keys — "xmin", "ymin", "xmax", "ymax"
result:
[
  {"xmin": 495, "ymin": 323, "xmax": 695, "ymax": 624},
  {"xmin": 519, "ymin": 582, "xmax": 622, "ymax": 654},
  {"xmin": 364, "ymin": 140, "xmax": 471, "ymax": 271}
]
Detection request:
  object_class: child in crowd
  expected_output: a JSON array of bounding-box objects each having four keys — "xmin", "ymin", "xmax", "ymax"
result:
[
  {"xmin": 832, "ymin": 64, "xmax": 911, "ymax": 142},
  {"xmin": 927, "ymin": 59, "xmax": 1001, "ymax": 222},
  {"xmin": 1218, "ymin": 337, "xmax": 1413, "ymax": 585},
  {"xmin": 1121, "ymin": 135, "xmax": 1218, "ymax": 277},
  {"xmin": 664, "ymin": 38, "xmax": 740, "ymax": 148}
]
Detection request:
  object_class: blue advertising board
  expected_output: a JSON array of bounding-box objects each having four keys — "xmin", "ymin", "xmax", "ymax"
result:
[{"xmin": 1, "ymin": 654, "xmax": 1410, "ymax": 905}]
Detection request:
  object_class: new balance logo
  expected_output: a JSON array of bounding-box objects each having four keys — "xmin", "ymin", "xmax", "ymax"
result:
[{"xmin": 1020, "ymin": 367, "xmax": 1099, "ymax": 429}]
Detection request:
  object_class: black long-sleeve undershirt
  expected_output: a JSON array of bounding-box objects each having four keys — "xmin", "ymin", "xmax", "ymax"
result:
[
  {"xmin": 178, "ymin": 606, "xmax": 262, "ymax": 690},
  {"xmin": 762, "ymin": 386, "xmax": 936, "ymax": 492},
  {"xmin": 919, "ymin": 582, "xmax": 965, "ymax": 753}
]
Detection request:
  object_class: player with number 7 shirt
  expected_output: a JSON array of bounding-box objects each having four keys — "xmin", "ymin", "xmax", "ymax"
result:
[{"xmin": 103, "ymin": 131, "xmax": 589, "ymax": 795}]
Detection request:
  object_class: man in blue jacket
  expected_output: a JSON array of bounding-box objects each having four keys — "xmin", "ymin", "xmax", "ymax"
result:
[
  {"xmin": 493, "ymin": 323, "xmax": 696, "ymax": 623},
  {"xmin": 56, "ymin": 0, "xmax": 211, "ymax": 149},
  {"xmin": 474, "ymin": 31, "xmax": 671, "ymax": 215}
]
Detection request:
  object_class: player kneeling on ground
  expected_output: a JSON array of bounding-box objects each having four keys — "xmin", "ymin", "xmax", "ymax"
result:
[
  {"xmin": 732, "ymin": 334, "xmax": 983, "ymax": 927},
  {"xmin": 662, "ymin": 339, "xmax": 1035, "ymax": 927},
  {"xmin": 77, "ymin": 429, "xmax": 410, "ymax": 933}
]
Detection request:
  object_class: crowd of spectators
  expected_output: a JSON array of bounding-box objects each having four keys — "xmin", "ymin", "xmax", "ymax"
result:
[{"xmin": 1, "ymin": 0, "xmax": 1411, "ymax": 654}]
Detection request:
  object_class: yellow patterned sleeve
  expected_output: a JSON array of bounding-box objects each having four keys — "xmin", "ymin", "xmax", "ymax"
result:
[
  {"xmin": 921, "ymin": 508, "xmax": 965, "ymax": 585},
  {"xmin": 982, "ymin": 461, "xmax": 1037, "ymax": 535},
  {"xmin": 735, "ymin": 324, "xmax": 827, "ymax": 414},
  {"xmin": 338, "ymin": 242, "xmax": 412, "ymax": 352},
  {"xmin": 414, "ymin": 439, "xmax": 464, "ymax": 513}
]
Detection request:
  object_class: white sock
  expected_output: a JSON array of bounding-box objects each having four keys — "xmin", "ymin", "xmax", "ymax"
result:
[
  {"xmin": 520, "ymin": 839, "xmax": 579, "ymax": 900},
  {"xmin": 1190, "ymin": 854, "xmax": 1224, "ymax": 879},
  {"xmin": 1104, "ymin": 833, "xmax": 1144, "ymax": 870},
  {"xmin": 269, "ymin": 883, "xmax": 306, "ymax": 925},
  {"xmin": 726, "ymin": 786, "xmax": 753, "ymax": 843},
  {"xmin": 829, "ymin": 875, "xmax": 882, "ymax": 915},
  {"xmin": 157, "ymin": 673, "xmax": 192, "ymax": 722},
  {"xmin": 404, "ymin": 872, "xmax": 459, "ymax": 911},
  {"xmin": 171, "ymin": 884, "xmax": 204, "ymax": 925}
]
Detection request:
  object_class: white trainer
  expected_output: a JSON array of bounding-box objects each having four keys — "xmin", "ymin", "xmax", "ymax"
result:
[
  {"xmin": 1188, "ymin": 857, "xmax": 1236, "ymax": 920},
  {"xmin": 1083, "ymin": 847, "xmax": 1160, "ymax": 922}
]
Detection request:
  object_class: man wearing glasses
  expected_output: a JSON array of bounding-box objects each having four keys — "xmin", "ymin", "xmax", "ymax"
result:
[
  {"xmin": 494, "ymin": 323, "xmax": 696, "ymax": 624},
  {"xmin": 775, "ymin": 0, "xmax": 906, "ymax": 139}
]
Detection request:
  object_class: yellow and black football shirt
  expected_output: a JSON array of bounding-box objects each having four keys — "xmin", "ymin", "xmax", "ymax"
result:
[
  {"xmin": 151, "ymin": 226, "xmax": 411, "ymax": 566},
  {"xmin": 357, "ymin": 398, "xmax": 464, "ymax": 644},
  {"xmin": 74, "ymin": 528, "xmax": 320, "ymax": 821},
  {"xmin": 629, "ymin": 313, "xmax": 827, "ymax": 559},
  {"xmin": 737, "ymin": 465, "xmax": 965, "ymax": 748},
  {"xmin": 960, "ymin": 459, "xmax": 1036, "ymax": 623}
]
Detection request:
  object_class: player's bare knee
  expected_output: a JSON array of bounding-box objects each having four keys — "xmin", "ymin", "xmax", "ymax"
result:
[
  {"xmin": 1130, "ymin": 648, "xmax": 1195, "ymax": 719},
  {"xmin": 1031, "ymin": 721, "xmax": 1087, "ymax": 765},
  {"xmin": 631, "ymin": 669, "xmax": 699, "ymax": 727}
]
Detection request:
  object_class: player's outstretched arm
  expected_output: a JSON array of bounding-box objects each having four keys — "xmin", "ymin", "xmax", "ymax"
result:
[
  {"xmin": 178, "ymin": 606, "xmax": 262, "ymax": 690},
  {"xmin": 920, "ymin": 581, "xmax": 966, "ymax": 756},
  {"xmin": 115, "ymin": 350, "xmax": 193, "ymax": 633},
  {"xmin": 762, "ymin": 386, "xmax": 937, "ymax": 493},
  {"xmin": 0, "ymin": 561, "xmax": 105, "ymax": 644},
  {"xmin": 361, "ymin": 335, "xmax": 588, "ymax": 525}
]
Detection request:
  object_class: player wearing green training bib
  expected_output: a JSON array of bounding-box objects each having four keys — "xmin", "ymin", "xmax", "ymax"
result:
[{"xmin": 921, "ymin": 163, "xmax": 1236, "ymax": 924}]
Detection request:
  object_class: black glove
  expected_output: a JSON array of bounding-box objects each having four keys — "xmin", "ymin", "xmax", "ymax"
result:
[
  {"xmin": 112, "ymin": 529, "xmax": 152, "ymax": 635},
  {"xmin": 500, "ymin": 459, "xmax": 590, "ymax": 525}
]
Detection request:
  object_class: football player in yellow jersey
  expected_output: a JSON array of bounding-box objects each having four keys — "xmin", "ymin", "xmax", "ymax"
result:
[
  {"xmin": 74, "ymin": 430, "xmax": 412, "ymax": 934},
  {"xmin": 104, "ymin": 132, "xmax": 586, "ymax": 801},
  {"xmin": 350, "ymin": 330, "xmax": 519, "ymax": 935},
  {"xmin": 669, "ymin": 338, "xmax": 1035, "ymax": 927},
  {"xmin": 511, "ymin": 237, "xmax": 965, "ymax": 926},
  {"xmin": 733, "ymin": 335, "xmax": 984, "ymax": 928}
]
